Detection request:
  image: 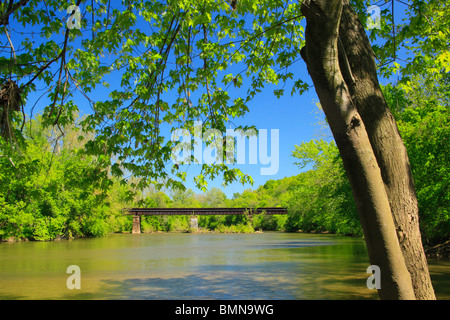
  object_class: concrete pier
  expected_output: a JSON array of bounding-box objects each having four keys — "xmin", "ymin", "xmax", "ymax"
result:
[
  {"xmin": 190, "ymin": 216, "xmax": 198, "ymax": 232},
  {"xmin": 132, "ymin": 215, "xmax": 141, "ymax": 234}
]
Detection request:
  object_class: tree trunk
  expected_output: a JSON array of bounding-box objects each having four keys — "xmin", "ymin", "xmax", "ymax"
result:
[
  {"xmin": 300, "ymin": 0, "xmax": 417, "ymax": 299},
  {"xmin": 337, "ymin": 1, "xmax": 435, "ymax": 300}
]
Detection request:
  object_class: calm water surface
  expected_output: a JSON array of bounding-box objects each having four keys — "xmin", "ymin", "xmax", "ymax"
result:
[{"xmin": 0, "ymin": 232, "xmax": 448, "ymax": 300}]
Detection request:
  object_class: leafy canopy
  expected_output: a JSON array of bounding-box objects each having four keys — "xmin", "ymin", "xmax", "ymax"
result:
[{"xmin": 1, "ymin": 0, "xmax": 448, "ymax": 192}]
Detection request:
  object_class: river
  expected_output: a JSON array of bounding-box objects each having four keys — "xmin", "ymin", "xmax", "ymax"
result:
[{"xmin": 0, "ymin": 232, "xmax": 448, "ymax": 300}]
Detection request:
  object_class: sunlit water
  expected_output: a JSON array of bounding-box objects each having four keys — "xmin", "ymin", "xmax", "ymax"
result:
[{"xmin": 0, "ymin": 232, "xmax": 448, "ymax": 300}]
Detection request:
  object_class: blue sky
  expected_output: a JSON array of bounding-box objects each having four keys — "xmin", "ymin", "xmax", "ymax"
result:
[{"xmin": 177, "ymin": 72, "xmax": 327, "ymax": 198}]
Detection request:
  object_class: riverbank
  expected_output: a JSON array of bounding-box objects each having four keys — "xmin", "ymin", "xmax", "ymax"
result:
[{"xmin": 425, "ymin": 240, "xmax": 450, "ymax": 258}]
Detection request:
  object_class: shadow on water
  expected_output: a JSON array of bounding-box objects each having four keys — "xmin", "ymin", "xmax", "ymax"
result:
[
  {"xmin": 64, "ymin": 273, "xmax": 283, "ymax": 300},
  {"xmin": 61, "ymin": 268, "xmax": 377, "ymax": 300},
  {"xmin": 428, "ymin": 259, "xmax": 450, "ymax": 299},
  {"xmin": 59, "ymin": 244, "xmax": 379, "ymax": 300},
  {"xmin": 59, "ymin": 261, "xmax": 449, "ymax": 300}
]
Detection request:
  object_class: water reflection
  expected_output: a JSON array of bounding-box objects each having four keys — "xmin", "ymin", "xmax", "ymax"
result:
[{"xmin": 0, "ymin": 233, "xmax": 448, "ymax": 300}]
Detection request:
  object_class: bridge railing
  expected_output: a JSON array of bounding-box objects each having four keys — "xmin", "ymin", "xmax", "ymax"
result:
[{"xmin": 123, "ymin": 207, "xmax": 288, "ymax": 216}]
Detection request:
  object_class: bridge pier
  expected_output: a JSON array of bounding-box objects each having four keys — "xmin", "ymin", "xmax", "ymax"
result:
[
  {"xmin": 132, "ymin": 215, "xmax": 141, "ymax": 234},
  {"xmin": 190, "ymin": 216, "xmax": 198, "ymax": 232}
]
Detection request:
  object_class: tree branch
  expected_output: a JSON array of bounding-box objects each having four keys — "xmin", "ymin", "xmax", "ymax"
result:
[
  {"xmin": 20, "ymin": 0, "xmax": 83, "ymax": 91},
  {"xmin": 0, "ymin": 0, "xmax": 29, "ymax": 26}
]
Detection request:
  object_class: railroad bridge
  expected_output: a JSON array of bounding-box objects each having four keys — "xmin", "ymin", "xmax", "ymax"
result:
[{"xmin": 124, "ymin": 207, "xmax": 288, "ymax": 234}]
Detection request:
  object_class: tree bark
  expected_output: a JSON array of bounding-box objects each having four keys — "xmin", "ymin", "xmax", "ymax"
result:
[
  {"xmin": 300, "ymin": 0, "xmax": 416, "ymax": 299},
  {"xmin": 337, "ymin": 1, "xmax": 435, "ymax": 300}
]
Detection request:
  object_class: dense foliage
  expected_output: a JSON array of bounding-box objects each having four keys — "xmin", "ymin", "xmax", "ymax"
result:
[
  {"xmin": 383, "ymin": 73, "xmax": 450, "ymax": 244},
  {"xmin": 1, "ymin": 85, "xmax": 447, "ymax": 243},
  {"xmin": 0, "ymin": 116, "xmax": 131, "ymax": 240},
  {"xmin": 0, "ymin": 1, "xmax": 448, "ymax": 245}
]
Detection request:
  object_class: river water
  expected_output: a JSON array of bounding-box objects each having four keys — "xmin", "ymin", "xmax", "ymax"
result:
[{"xmin": 0, "ymin": 232, "xmax": 448, "ymax": 300}]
